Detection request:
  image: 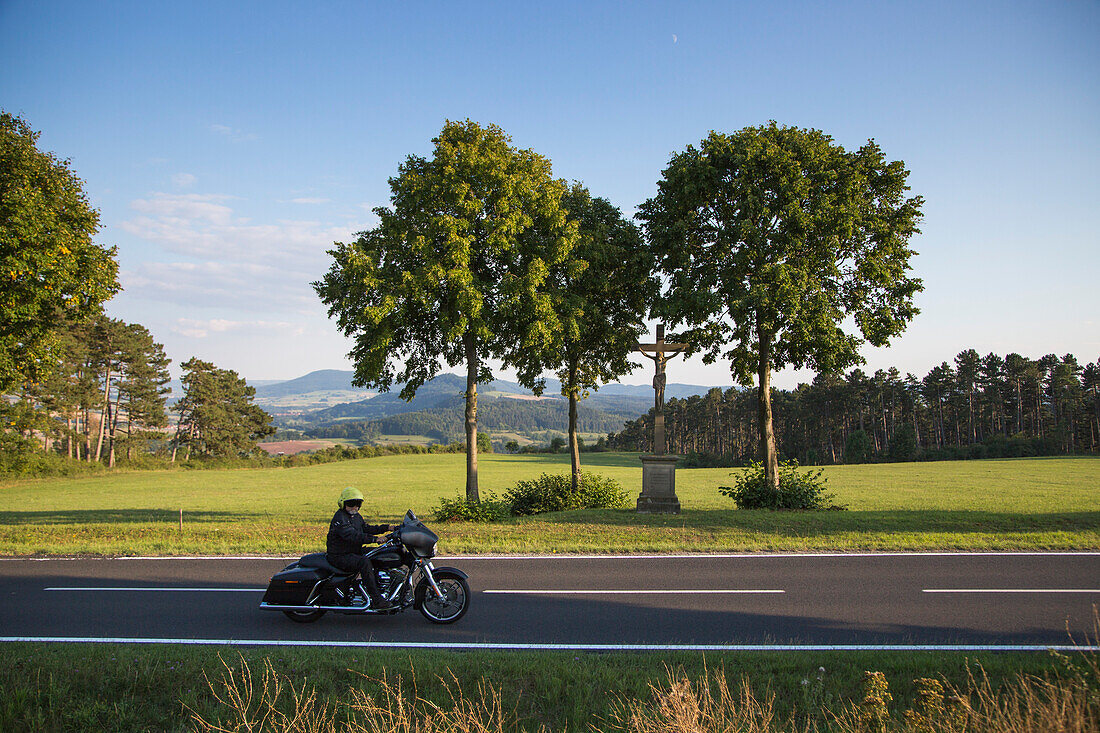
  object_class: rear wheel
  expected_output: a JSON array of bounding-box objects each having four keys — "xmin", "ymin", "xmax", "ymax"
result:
[
  {"xmin": 416, "ymin": 572, "xmax": 470, "ymax": 624},
  {"xmin": 283, "ymin": 609, "xmax": 325, "ymax": 623}
]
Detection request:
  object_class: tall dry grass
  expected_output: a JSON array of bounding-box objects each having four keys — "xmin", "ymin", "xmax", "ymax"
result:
[
  {"xmin": 190, "ymin": 629, "xmax": 1099, "ymax": 733},
  {"xmin": 616, "ymin": 638, "xmax": 1099, "ymax": 733},
  {"xmin": 188, "ymin": 654, "xmax": 520, "ymax": 733},
  {"xmin": 605, "ymin": 670, "xmax": 790, "ymax": 733}
]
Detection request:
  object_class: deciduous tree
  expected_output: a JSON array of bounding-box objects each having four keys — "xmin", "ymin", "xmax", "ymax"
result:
[
  {"xmin": 547, "ymin": 184, "xmax": 654, "ymax": 490},
  {"xmin": 315, "ymin": 121, "xmax": 577, "ymax": 501},
  {"xmin": 640, "ymin": 122, "xmax": 923, "ymax": 489},
  {"xmin": 0, "ymin": 112, "xmax": 119, "ymax": 393}
]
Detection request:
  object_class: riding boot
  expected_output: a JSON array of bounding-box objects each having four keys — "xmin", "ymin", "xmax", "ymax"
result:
[{"xmin": 360, "ymin": 567, "xmax": 393, "ymax": 610}]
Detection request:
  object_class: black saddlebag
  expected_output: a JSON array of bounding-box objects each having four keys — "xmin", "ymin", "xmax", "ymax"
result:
[{"xmin": 262, "ymin": 566, "xmax": 322, "ymax": 605}]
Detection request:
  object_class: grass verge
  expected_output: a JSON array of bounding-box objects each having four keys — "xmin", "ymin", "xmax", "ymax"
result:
[
  {"xmin": 1, "ymin": 454, "xmax": 1098, "ymax": 556},
  {"xmin": 1, "ymin": 643, "xmax": 1096, "ymax": 732}
]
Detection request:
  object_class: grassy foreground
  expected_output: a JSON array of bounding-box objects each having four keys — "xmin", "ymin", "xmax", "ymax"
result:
[
  {"xmin": 1, "ymin": 454, "xmax": 1097, "ymax": 555},
  {"xmin": 1, "ymin": 642, "xmax": 1096, "ymax": 732}
]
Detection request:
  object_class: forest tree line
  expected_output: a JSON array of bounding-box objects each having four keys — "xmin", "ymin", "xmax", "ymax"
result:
[
  {"xmin": 2, "ymin": 315, "xmax": 274, "ymax": 470},
  {"xmin": 2, "ymin": 111, "xmax": 274, "ymax": 472},
  {"xmin": 607, "ymin": 350, "xmax": 1100, "ymax": 464}
]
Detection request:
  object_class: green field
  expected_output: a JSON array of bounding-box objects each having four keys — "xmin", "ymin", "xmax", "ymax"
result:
[
  {"xmin": 1, "ymin": 454, "xmax": 1097, "ymax": 556},
  {"xmin": 2, "ymin": 456, "xmax": 1098, "ymax": 731}
]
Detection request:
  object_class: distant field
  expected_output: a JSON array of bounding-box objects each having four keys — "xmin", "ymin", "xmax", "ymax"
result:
[
  {"xmin": 0, "ymin": 454, "xmax": 1097, "ymax": 555},
  {"xmin": 256, "ymin": 439, "xmax": 339, "ymax": 455},
  {"xmin": 373, "ymin": 434, "xmax": 435, "ymax": 446}
]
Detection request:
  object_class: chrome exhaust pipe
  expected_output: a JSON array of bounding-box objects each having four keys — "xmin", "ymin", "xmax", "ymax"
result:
[{"xmin": 260, "ymin": 601, "xmax": 374, "ymax": 612}]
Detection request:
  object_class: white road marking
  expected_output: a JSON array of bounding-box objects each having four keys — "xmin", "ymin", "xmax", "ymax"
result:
[
  {"xmin": 1, "ymin": 637, "xmax": 1096, "ymax": 652},
  {"xmin": 924, "ymin": 588, "xmax": 1100, "ymax": 594},
  {"xmin": 4, "ymin": 551, "xmax": 1099, "ymax": 561},
  {"xmin": 43, "ymin": 586, "xmax": 783, "ymax": 594},
  {"xmin": 484, "ymin": 589, "xmax": 784, "ymax": 594},
  {"xmin": 45, "ymin": 587, "xmax": 265, "ymax": 592}
]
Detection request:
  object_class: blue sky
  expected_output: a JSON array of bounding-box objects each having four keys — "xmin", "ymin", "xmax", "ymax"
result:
[{"xmin": 3, "ymin": 1, "xmax": 1097, "ymax": 388}]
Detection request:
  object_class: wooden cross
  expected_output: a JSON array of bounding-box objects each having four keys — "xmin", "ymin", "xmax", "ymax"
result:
[{"xmin": 635, "ymin": 324, "xmax": 688, "ymax": 455}]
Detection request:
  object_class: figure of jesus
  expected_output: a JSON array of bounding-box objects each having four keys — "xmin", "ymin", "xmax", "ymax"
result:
[
  {"xmin": 652, "ymin": 370, "xmax": 666, "ymax": 414},
  {"xmin": 636, "ymin": 324, "xmax": 687, "ymax": 455}
]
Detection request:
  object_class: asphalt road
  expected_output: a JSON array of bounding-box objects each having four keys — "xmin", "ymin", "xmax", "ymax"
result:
[{"xmin": 2, "ymin": 553, "xmax": 1098, "ymax": 649}]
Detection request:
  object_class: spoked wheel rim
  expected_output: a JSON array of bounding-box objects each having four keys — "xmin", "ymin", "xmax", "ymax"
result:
[{"xmin": 420, "ymin": 577, "xmax": 469, "ymax": 623}]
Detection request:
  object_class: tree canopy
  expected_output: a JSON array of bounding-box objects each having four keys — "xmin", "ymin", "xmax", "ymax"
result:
[
  {"xmin": 640, "ymin": 122, "xmax": 924, "ymax": 487},
  {"xmin": 172, "ymin": 358, "xmax": 273, "ymax": 460},
  {"xmin": 315, "ymin": 120, "xmax": 578, "ymax": 500},
  {"xmin": 0, "ymin": 111, "xmax": 120, "ymax": 393},
  {"xmin": 551, "ymin": 183, "xmax": 654, "ymax": 488}
]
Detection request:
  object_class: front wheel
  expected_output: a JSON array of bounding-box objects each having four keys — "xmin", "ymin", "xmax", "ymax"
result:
[
  {"xmin": 283, "ymin": 609, "xmax": 325, "ymax": 623},
  {"xmin": 416, "ymin": 572, "xmax": 470, "ymax": 624}
]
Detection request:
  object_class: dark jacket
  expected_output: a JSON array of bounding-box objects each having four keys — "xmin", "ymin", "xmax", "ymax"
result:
[{"xmin": 326, "ymin": 509, "xmax": 389, "ymax": 558}]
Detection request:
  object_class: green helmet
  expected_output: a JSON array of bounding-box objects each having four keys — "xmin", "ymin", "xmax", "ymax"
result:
[{"xmin": 337, "ymin": 486, "xmax": 364, "ymax": 509}]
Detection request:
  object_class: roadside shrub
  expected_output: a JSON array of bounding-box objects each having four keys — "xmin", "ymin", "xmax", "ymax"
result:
[
  {"xmin": 845, "ymin": 429, "xmax": 871, "ymax": 464},
  {"xmin": 719, "ymin": 460, "xmax": 845, "ymax": 510},
  {"xmin": 0, "ymin": 434, "xmax": 107, "ymax": 478},
  {"xmin": 888, "ymin": 423, "xmax": 918, "ymax": 462},
  {"xmin": 505, "ymin": 472, "xmax": 630, "ymax": 516},
  {"xmin": 431, "ymin": 493, "xmax": 511, "ymax": 523}
]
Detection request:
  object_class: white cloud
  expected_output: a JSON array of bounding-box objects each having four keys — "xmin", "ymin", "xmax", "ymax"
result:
[
  {"xmin": 121, "ymin": 193, "xmax": 353, "ymax": 265},
  {"xmin": 172, "ymin": 172, "xmax": 197, "ymax": 188},
  {"xmin": 119, "ymin": 192, "xmax": 362, "ymax": 313},
  {"xmin": 208, "ymin": 123, "xmax": 258, "ymax": 142},
  {"xmin": 128, "ymin": 193, "xmax": 235, "ymax": 226},
  {"xmin": 122, "ymin": 260, "xmax": 317, "ymax": 312},
  {"xmin": 171, "ymin": 317, "xmax": 305, "ymax": 339},
  {"xmin": 291, "ymin": 197, "xmax": 330, "ymax": 205}
]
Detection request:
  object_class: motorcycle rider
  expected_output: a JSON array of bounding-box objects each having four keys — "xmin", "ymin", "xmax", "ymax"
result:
[{"xmin": 327, "ymin": 487, "xmax": 393, "ymax": 609}]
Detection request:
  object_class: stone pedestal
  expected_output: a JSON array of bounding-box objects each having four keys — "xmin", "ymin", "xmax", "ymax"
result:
[{"xmin": 637, "ymin": 454, "xmax": 681, "ymax": 514}]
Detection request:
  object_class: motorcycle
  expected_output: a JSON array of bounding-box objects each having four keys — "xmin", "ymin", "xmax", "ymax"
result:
[{"xmin": 259, "ymin": 510, "xmax": 470, "ymax": 625}]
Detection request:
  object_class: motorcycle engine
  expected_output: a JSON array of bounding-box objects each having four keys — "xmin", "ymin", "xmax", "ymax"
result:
[{"xmin": 378, "ymin": 568, "xmax": 407, "ymax": 594}]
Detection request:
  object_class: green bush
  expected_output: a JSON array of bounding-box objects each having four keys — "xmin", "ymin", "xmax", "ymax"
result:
[
  {"xmin": 888, "ymin": 423, "xmax": 918, "ymax": 462},
  {"xmin": 505, "ymin": 472, "xmax": 629, "ymax": 516},
  {"xmin": 0, "ymin": 434, "xmax": 107, "ymax": 478},
  {"xmin": 431, "ymin": 493, "xmax": 512, "ymax": 523},
  {"xmin": 719, "ymin": 460, "xmax": 845, "ymax": 510},
  {"xmin": 845, "ymin": 429, "xmax": 871, "ymax": 464}
]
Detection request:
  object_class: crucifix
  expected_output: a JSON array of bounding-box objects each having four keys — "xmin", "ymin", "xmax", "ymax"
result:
[{"xmin": 636, "ymin": 324, "xmax": 688, "ymax": 456}]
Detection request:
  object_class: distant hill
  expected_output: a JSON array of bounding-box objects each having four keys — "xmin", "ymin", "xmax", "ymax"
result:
[
  {"xmin": 254, "ymin": 369, "xmax": 361, "ymax": 399},
  {"xmin": 311, "ymin": 373, "xmax": 468, "ymax": 420},
  {"xmin": 251, "ymin": 369, "xmax": 725, "ymax": 442},
  {"xmin": 306, "ymin": 396, "xmax": 645, "ymax": 444}
]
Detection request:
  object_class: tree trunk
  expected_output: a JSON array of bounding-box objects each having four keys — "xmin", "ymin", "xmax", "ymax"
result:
[
  {"xmin": 94, "ymin": 363, "xmax": 111, "ymax": 462},
  {"xmin": 125, "ymin": 395, "xmax": 133, "ymax": 461},
  {"xmin": 464, "ymin": 333, "xmax": 480, "ymax": 504},
  {"xmin": 184, "ymin": 421, "xmax": 196, "ymax": 461},
  {"xmin": 757, "ymin": 331, "xmax": 780, "ymax": 490},
  {"xmin": 170, "ymin": 410, "xmax": 184, "ymax": 462},
  {"xmin": 83, "ymin": 407, "xmax": 92, "ymax": 462},
  {"xmin": 568, "ymin": 360, "xmax": 581, "ymax": 492},
  {"xmin": 107, "ymin": 399, "xmax": 120, "ymax": 468}
]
